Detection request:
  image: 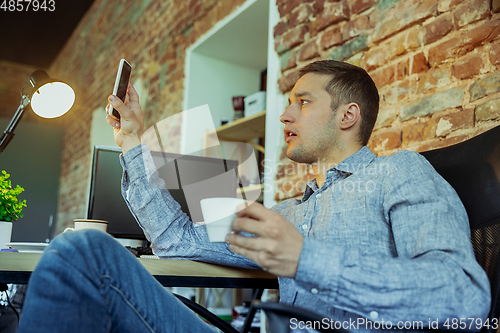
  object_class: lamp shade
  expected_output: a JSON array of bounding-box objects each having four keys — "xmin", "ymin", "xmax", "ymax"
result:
[{"xmin": 29, "ymin": 70, "xmax": 75, "ymax": 118}]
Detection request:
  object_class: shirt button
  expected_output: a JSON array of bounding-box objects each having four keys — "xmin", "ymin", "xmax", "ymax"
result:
[
  {"xmin": 317, "ymin": 193, "xmax": 322, "ymax": 198},
  {"xmin": 302, "ymin": 224, "xmax": 308, "ymax": 230},
  {"xmin": 311, "ymin": 288, "xmax": 318, "ymax": 294},
  {"xmin": 369, "ymin": 311, "xmax": 379, "ymax": 320}
]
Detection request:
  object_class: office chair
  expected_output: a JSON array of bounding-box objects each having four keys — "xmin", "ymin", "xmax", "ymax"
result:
[
  {"xmin": 420, "ymin": 124, "xmax": 500, "ymax": 333},
  {"xmin": 177, "ymin": 124, "xmax": 500, "ymax": 333}
]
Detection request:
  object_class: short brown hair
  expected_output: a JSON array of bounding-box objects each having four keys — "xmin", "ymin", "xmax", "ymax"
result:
[{"xmin": 299, "ymin": 60, "xmax": 379, "ymax": 146}]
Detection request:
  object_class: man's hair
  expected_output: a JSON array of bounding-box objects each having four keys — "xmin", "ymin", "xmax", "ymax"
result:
[{"xmin": 299, "ymin": 60, "xmax": 379, "ymax": 146}]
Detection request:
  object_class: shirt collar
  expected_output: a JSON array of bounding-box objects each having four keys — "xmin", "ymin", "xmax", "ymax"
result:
[
  {"xmin": 334, "ymin": 146, "xmax": 377, "ymax": 174},
  {"xmin": 301, "ymin": 146, "xmax": 377, "ymax": 202}
]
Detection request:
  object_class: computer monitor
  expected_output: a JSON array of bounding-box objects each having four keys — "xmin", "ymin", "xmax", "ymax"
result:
[{"xmin": 87, "ymin": 146, "xmax": 239, "ymax": 240}]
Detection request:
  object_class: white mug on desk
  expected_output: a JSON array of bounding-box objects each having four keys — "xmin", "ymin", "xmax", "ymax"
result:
[{"xmin": 64, "ymin": 219, "xmax": 108, "ymax": 233}]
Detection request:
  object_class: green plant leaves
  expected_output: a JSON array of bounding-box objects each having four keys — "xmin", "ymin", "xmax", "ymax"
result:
[{"xmin": 0, "ymin": 170, "xmax": 27, "ymax": 222}]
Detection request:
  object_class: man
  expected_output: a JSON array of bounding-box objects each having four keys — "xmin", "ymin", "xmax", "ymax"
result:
[{"xmin": 18, "ymin": 60, "xmax": 490, "ymax": 332}]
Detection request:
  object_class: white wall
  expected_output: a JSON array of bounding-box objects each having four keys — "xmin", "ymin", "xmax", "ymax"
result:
[
  {"xmin": 182, "ymin": 53, "xmax": 261, "ymax": 156},
  {"xmin": 262, "ymin": 0, "xmax": 281, "ymax": 208}
]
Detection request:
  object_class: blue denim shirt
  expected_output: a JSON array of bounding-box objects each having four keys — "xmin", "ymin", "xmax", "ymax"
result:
[{"xmin": 120, "ymin": 144, "xmax": 490, "ymax": 332}]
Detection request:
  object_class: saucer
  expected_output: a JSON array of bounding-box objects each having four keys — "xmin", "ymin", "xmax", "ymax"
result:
[{"xmin": 6, "ymin": 242, "xmax": 49, "ymax": 253}]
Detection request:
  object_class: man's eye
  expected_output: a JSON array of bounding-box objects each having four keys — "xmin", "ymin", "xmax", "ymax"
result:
[{"xmin": 301, "ymin": 100, "xmax": 309, "ymax": 105}]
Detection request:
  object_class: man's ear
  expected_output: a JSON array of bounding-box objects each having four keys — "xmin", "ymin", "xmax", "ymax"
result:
[{"xmin": 339, "ymin": 103, "xmax": 360, "ymax": 130}]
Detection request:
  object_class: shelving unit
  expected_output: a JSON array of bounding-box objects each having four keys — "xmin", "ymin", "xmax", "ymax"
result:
[
  {"xmin": 207, "ymin": 110, "xmax": 266, "ymax": 153},
  {"xmin": 205, "ymin": 110, "xmax": 266, "ymax": 202},
  {"xmin": 180, "ymin": 0, "xmax": 277, "ymax": 327},
  {"xmin": 237, "ymin": 183, "xmax": 264, "ymax": 201}
]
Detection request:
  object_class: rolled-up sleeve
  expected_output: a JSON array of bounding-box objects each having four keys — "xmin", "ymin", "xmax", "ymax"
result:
[{"xmin": 120, "ymin": 144, "xmax": 259, "ymax": 269}]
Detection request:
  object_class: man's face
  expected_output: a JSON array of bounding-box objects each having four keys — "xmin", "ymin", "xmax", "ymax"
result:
[{"xmin": 280, "ymin": 73, "xmax": 340, "ymax": 165}]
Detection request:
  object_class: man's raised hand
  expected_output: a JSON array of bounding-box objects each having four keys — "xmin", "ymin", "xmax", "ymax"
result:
[{"xmin": 106, "ymin": 83, "xmax": 144, "ymax": 153}]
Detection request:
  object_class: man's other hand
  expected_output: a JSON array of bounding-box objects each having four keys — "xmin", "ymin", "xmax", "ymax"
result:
[
  {"xmin": 106, "ymin": 83, "xmax": 144, "ymax": 154},
  {"xmin": 225, "ymin": 202, "xmax": 304, "ymax": 278}
]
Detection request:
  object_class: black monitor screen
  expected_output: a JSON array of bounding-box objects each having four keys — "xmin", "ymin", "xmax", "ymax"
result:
[{"xmin": 87, "ymin": 146, "xmax": 239, "ymax": 240}]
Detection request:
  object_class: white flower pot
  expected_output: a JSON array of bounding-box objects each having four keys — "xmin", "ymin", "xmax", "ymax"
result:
[{"xmin": 0, "ymin": 221, "xmax": 13, "ymax": 249}]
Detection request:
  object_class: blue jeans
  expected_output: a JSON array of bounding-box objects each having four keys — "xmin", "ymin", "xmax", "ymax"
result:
[{"xmin": 17, "ymin": 229, "xmax": 216, "ymax": 333}]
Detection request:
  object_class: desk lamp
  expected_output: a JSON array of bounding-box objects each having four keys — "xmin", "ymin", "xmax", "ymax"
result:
[{"xmin": 0, "ymin": 70, "xmax": 75, "ymax": 154}]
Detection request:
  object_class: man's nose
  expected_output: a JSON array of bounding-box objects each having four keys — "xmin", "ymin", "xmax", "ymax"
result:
[{"xmin": 279, "ymin": 105, "xmax": 295, "ymax": 124}]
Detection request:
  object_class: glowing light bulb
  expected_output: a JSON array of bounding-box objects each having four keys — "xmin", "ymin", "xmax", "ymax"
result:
[{"xmin": 30, "ymin": 82, "xmax": 75, "ymax": 118}]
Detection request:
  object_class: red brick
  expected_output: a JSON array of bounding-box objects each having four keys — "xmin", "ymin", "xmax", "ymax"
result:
[
  {"xmin": 434, "ymin": 108, "xmax": 474, "ymax": 137},
  {"xmin": 289, "ymin": 3, "xmax": 313, "ymax": 28},
  {"xmin": 299, "ymin": 40, "xmax": 320, "ymax": 62},
  {"xmin": 417, "ymin": 68, "xmax": 452, "ymax": 94},
  {"xmin": 275, "ymin": 25, "xmax": 308, "ymax": 54},
  {"xmin": 370, "ymin": 65, "xmax": 396, "ymax": 89},
  {"xmin": 416, "ymin": 134, "xmax": 469, "ymax": 152},
  {"xmin": 428, "ymin": 19, "xmax": 500, "ymax": 66},
  {"xmin": 349, "ymin": 0, "xmax": 376, "ymax": 15},
  {"xmin": 396, "ymin": 59, "xmax": 409, "ymax": 81},
  {"xmin": 453, "ymin": 0, "xmax": 491, "ymax": 28},
  {"xmin": 404, "ymin": 25, "xmax": 422, "ymax": 52},
  {"xmin": 310, "ymin": 1, "xmax": 349, "ymax": 35},
  {"xmin": 279, "ymin": 144, "xmax": 288, "ymax": 161},
  {"xmin": 281, "ymin": 49, "xmax": 298, "ymax": 72},
  {"xmin": 476, "ymin": 97, "xmax": 500, "ymax": 121},
  {"xmin": 451, "ymin": 53, "xmax": 484, "ymax": 80},
  {"xmin": 383, "ymin": 79, "xmax": 414, "ymax": 104},
  {"xmin": 437, "ymin": 0, "xmax": 464, "ymax": 13},
  {"xmin": 160, "ymin": 50, "xmax": 176, "ymax": 64},
  {"xmin": 370, "ymin": 128, "xmax": 402, "ymax": 150},
  {"xmin": 428, "ymin": 36, "xmax": 461, "ymax": 66},
  {"xmin": 274, "ymin": 20, "xmax": 288, "ymax": 38},
  {"xmin": 468, "ymin": 18, "xmax": 500, "ymax": 45},
  {"xmin": 362, "ymin": 44, "xmax": 388, "ymax": 72},
  {"xmin": 342, "ymin": 14, "xmax": 370, "ymax": 41},
  {"xmin": 424, "ymin": 12, "xmax": 453, "ymax": 45},
  {"xmin": 412, "ymin": 52, "xmax": 429, "ymax": 74},
  {"xmin": 215, "ymin": 0, "xmax": 235, "ymax": 22},
  {"xmin": 490, "ymin": 43, "xmax": 500, "ymax": 67},
  {"xmin": 494, "ymin": 0, "xmax": 500, "ymax": 12},
  {"xmin": 276, "ymin": 162, "xmax": 286, "ymax": 180},
  {"xmin": 402, "ymin": 119, "xmax": 436, "ymax": 146},
  {"xmin": 312, "ymin": 0, "xmax": 327, "ymax": 15},
  {"xmin": 277, "ymin": 0, "xmax": 302, "ymax": 17},
  {"xmin": 278, "ymin": 69, "xmax": 301, "ymax": 93},
  {"xmin": 371, "ymin": 0, "xmax": 437, "ymax": 43},
  {"xmin": 363, "ymin": 26, "xmax": 420, "ymax": 71},
  {"xmin": 320, "ymin": 26, "xmax": 342, "ymax": 50}
]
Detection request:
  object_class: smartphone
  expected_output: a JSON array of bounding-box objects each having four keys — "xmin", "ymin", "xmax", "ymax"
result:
[{"xmin": 108, "ymin": 59, "xmax": 132, "ymax": 120}]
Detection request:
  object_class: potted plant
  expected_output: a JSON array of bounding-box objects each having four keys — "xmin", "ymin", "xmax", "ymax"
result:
[{"xmin": 0, "ymin": 170, "xmax": 27, "ymax": 249}]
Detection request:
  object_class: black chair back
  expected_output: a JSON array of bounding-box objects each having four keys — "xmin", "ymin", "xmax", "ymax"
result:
[{"xmin": 421, "ymin": 125, "xmax": 500, "ymax": 333}]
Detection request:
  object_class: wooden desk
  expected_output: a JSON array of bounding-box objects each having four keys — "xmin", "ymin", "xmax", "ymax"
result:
[{"xmin": 0, "ymin": 252, "xmax": 278, "ymax": 289}]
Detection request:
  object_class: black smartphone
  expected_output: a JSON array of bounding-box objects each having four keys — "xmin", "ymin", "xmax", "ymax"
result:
[{"xmin": 108, "ymin": 59, "xmax": 132, "ymax": 120}]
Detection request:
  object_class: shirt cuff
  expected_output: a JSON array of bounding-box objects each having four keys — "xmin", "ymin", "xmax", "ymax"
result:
[{"xmin": 294, "ymin": 237, "xmax": 343, "ymax": 298}]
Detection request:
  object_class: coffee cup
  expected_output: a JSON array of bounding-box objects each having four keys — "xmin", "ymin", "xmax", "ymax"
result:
[
  {"xmin": 200, "ymin": 198, "xmax": 247, "ymax": 242},
  {"xmin": 64, "ymin": 219, "xmax": 108, "ymax": 233}
]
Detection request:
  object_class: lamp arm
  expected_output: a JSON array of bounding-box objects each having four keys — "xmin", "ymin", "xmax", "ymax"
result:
[{"xmin": 0, "ymin": 95, "xmax": 30, "ymax": 154}]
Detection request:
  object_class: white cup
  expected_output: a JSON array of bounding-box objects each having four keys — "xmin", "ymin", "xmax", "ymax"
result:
[
  {"xmin": 64, "ymin": 219, "xmax": 108, "ymax": 233},
  {"xmin": 200, "ymin": 198, "xmax": 247, "ymax": 242}
]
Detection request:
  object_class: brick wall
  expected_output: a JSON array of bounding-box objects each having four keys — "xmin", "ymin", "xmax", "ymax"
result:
[
  {"xmin": 273, "ymin": 0, "xmax": 500, "ymax": 202},
  {"xmin": 42, "ymin": 0, "xmax": 246, "ymax": 232},
  {"xmin": 3, "ymin": 0, "xmax": 500, "ymax": 229}
]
